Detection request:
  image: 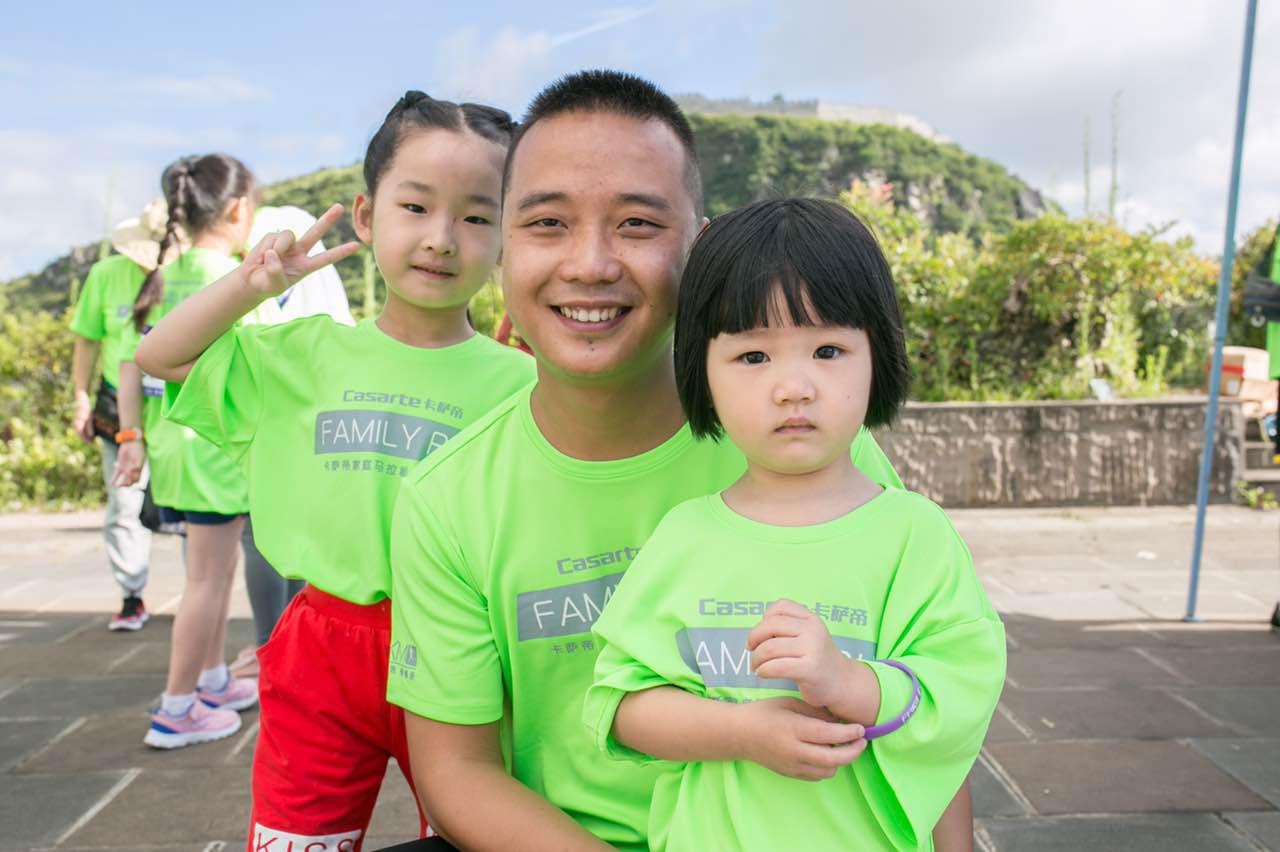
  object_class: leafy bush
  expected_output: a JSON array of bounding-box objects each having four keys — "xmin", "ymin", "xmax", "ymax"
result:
[
  {"xmin": 0, "ymin": 299, "xmax": 103, "ymax": 507},
  {"xmin": 842, "ymin": 184, "xmax": 1218, "ymax": 401}
]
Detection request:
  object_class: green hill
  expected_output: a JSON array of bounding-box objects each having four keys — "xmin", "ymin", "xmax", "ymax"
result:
[{"xmin": 3, "ymin": 115, "xmax": 1050, "ymax": 313}]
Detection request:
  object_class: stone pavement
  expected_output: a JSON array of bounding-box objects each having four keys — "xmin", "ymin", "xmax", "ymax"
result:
[{"xmin": 1, "ymin": 506, "xmax": 1278, "ymax": 851}]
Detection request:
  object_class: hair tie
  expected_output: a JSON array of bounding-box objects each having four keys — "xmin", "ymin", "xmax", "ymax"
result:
[{"xmin": 400, "ymin": 90, "xmax": 428, "ymax": 109}]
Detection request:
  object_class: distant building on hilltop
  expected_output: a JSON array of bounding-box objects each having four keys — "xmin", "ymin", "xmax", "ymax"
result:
[{"xmin": 675, "ymin": 94, "xmax": 944, "ymax": 142}]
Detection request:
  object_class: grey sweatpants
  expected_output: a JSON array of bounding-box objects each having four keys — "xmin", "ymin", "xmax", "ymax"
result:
[
  {"xmin": 100, "ymin": 440, "xmax": 151, "ymax": 597},
  {"xmin": 241, "ymin": 517, "xmax": 305, "ymax": 647}
]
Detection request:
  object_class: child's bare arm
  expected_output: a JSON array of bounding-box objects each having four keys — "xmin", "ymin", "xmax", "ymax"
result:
[
  {"xmin": 134, "ymin": 204, "xmax": 358, "ymax": 382},
  {"xmin": 932, "ymin": 779, "xmax": 974, "ymax": 852},
  {"xmin": 614, "ymin": 686, "xmax": 866, "ymax": 781}
]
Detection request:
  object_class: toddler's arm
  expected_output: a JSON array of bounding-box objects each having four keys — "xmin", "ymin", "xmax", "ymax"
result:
[{"xmin": 614, "ymin": 687, "xmax": 865, "ymax": 781}]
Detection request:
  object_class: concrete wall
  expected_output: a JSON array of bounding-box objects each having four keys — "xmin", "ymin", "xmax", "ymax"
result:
[{"xmin": 872, "ymin": 398, "xmax": 1244, "ymax": 508}]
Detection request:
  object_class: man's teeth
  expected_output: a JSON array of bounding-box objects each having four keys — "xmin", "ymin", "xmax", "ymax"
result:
[{"xmin": 559, "ymin": 306, "xmax": 621, "ymax": 323}]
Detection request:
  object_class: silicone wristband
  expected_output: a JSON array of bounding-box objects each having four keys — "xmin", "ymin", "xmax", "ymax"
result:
[
  {"xmin": 863, "ymin": 659, "xmax": 921, "ymax": 740},
  {"xmin": 114, "ymin": 428, "xmax": 143, "ymax": 444}
]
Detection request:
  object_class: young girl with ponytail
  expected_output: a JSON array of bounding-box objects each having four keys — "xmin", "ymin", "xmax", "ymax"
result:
[
  {"xmin": 114, "ymin": 153, "xmax": 261, "ymax": 749},
  {"xmin": 135, "ymin": 92, "xmax": 534, "ymax": 850}
]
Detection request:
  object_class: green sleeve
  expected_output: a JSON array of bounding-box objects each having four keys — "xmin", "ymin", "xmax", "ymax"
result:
[
  {"xmin": 117, "ymin": 324, "xmax": 142, "ymax": 367},
  {"xmin": 1271, "ymin": 226, "xmax": 1280, "ymax": 281},
  {"xmin": 162, "ymin": 328, "xmax": 265, "ymax": 463},
  {"xmin": 386, "ymin": 478, "xmax": 505, "ymax": 724},
  {"xmin": 855, "ymin": 502, "xmax": 1006, "ymax": 850},
  {"xmin": 69, "ymin": 265, "xmax": 106, "ymax": 341},
  {"xmin": 584, "ymin": 536, "xmax": 686, "ymax": 763},
  {"xmin": 854, "ymin": 427, "xmax": 903, "ymax": 489}
]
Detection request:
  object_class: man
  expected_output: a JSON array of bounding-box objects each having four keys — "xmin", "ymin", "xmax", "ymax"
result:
[{"xmin": 388, "ymin": 70, "xmax": 958, "ymax": 850}]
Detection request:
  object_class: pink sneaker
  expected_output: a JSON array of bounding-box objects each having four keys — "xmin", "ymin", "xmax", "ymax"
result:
[
  {"xmin": 144, "ymin": 701, "xmax": 241, "ymax": 749},
  {"xmin": 198, "ymin": 676, "xmax": 258, "ymax": 712}
]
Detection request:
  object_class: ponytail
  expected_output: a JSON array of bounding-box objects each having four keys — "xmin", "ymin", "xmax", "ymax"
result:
[{"xmin": 130, "ymin": 154, "xmax": 254, "ymax": 331}]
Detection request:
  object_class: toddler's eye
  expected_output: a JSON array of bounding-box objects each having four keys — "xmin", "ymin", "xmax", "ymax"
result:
[
  {"xmin": 403, "ymin": 203, "xmax": 426, "ymax": 214},
  {"xmin": 815, "ymin": 345, "xmax": 842, "ymax": 360},
  {"xmin": 739, "ymin": 351, "xmax": 768, "ymax": 365}
]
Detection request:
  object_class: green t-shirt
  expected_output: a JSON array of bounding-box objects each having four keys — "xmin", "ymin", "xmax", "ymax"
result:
[
  {"xmin": 124, "ymin": 248, "xmax": 246, "ymax": 513},
  {"xmin": 386, "ymin": 385, "xmax": 903, "ymax": 850},
  {"xmin": 69, "ymin": 254, "xmax": 147, "ymax": 387},
  {"xmin": 1265, "ymin": 228, "xmax": 1280, "ymax": 378},
  {"xmin": 165, "ymin": 316, "xmax": 535, "ymax": 604},
  {"xmin": 585, "ymin": 491, "xmax": 1006, "ymax": 852}
]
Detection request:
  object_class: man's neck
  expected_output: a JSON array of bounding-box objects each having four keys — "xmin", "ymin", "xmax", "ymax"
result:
[{"xmin": 529, "ymin": 360, "xmax": 686, "ymax": 461}]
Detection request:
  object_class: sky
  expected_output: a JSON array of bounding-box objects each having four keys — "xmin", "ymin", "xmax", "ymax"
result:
[{"xmin": 1, "ymin": 0, "xmax": 1278, "ymax": 280}]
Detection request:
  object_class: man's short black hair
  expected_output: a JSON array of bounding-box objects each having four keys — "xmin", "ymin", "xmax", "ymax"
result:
[
  {"xmin": 503, "ymin": 69, "xmax": 703, "ymax": 216},
  {"xmin": 675, "ymin": 197, "xmax": 910, "ymax": 440}
]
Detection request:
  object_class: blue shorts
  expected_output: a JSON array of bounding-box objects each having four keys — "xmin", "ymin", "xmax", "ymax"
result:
[{"xmin": 159, "ymin": 507, "xmax": 243, "ymax": 526}]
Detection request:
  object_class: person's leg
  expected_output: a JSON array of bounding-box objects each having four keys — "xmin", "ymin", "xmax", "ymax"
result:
[
  {"xmin": 248, "ymin": 590, "xmax": 399, "ymax": 852},
  {"xmin": 164, "ymin": 516, "xmax": 244, "ymax": 695},
  {"xmin": 145, "ymin": 513, "xmax": 246, "ymax": 749},
  {"xmin": 241, "ymin": 517, "xmax": 299, "ymax": 647},
  {"xmin": 101, "ymin": 441, "xmax": 152, "ymax": 628}
]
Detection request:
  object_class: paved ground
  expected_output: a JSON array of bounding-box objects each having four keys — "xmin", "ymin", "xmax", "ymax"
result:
[{"xmin": 0, "ymin": 506, "xmax": 1278, "ymax": 851}]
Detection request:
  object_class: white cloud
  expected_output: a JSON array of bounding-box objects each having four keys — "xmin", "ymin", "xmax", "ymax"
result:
[
  {"xmin": 127, "ymin": 74, "xmax": 267, "ymax": 102},
  {"xmin": 435, "ymin": 6, "xmax": 656, "ymax": 104},
  {"xmin": 755, "ymin": 0, "xmax": 1280, "ymax": 253}
]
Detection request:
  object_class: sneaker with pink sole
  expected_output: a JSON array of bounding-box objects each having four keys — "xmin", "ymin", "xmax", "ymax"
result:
[
  {"xmin": 198, "ymin": 676, "xmax": 259, "ymax": 712},
  {"xmin": 144, "ymin": 701, "xmax": 241, "ymax": 749}
]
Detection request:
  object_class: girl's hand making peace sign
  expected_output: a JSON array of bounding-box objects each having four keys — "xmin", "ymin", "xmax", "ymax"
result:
[{"xmin": 241, "ymin": 203, "xmax": 361, "ymax": 297}]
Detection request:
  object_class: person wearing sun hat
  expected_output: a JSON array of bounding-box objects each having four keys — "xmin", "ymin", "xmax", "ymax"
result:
[{"xmin": 68, "ymin": 198, "xmax": 188, "ymax": 631}]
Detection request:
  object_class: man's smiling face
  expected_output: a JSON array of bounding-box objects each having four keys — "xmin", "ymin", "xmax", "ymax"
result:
[{"xmin": 501, "ymin": 110, "xmax": 702, "ymax": 385}]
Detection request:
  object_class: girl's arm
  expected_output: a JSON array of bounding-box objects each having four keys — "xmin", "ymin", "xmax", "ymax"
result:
[
  {"xmin": 134, "ymin": 204, "xmax": 359, "ymax": 382},
  {"xmin": 111, "ymin": 361, "xmax": 146, "ymax": 487},
  {"xmin": 613, "ymin": 686, "xmax": 866, "ymax": 781},
  {"xmin": 70, "ymin": 336, "xmax": 100, "ymax": 442}
]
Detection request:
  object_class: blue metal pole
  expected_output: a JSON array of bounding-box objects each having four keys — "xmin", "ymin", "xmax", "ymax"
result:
[{"xmin": 1186, "ymin": 0, "xmax": 1258, "ymax": 621}]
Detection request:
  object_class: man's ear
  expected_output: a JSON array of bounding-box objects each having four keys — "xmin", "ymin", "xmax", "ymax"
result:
[{"xmin": 352, "ymin": 193, "xmax": 374, "ymax": 246}]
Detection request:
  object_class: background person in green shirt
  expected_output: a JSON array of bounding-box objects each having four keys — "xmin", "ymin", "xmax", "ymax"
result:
[
  {"xmin": 1265, "ymin": 222, "xmax": 1280, "ymax": 632},
  {"xmin": 388, "ymin": 70, "xmax": 973, "ymax": 851},
  {"xmin": 68, "ymin": 200, "xmax": 181, "ymax": 631},
  {"xmin": 586, "ymin": 198, "xmax": 1006, "ymax": 851},
  {"xmin": 113, "ymin": 153, "xmax": 262, "ymax": 749}
]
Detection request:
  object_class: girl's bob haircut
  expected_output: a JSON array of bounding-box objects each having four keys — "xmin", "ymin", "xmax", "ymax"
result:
[{"xmin": 674, "ymin": 197, "xmax": 910, "ymax": 441}]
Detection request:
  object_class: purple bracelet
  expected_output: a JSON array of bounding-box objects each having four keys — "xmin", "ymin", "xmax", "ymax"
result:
[{"xmin": 863, "ymin": 659, "xmax": 921, "ymax": 740}]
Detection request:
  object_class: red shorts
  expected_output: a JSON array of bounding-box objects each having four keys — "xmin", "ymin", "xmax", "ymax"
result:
[{"xmin": 248, "ymin": 585, "xmax": 427, "ymax": 852}]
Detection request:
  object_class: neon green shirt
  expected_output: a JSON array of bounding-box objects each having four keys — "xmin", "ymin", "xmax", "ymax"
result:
[
  {"xmin": 585, "ymin": 491, "xmax": 1006, "ymax": 852},
  {"xmin": 1265, "ymin": 227, "xmax": 1280, "ymax": 378},
  {"xmin": 387, "ymin": 385, "xmax": 903, "ymax": 850},
  {"xmin": 124, "ymin": 248, "xmax": 246, "ymax": 513},
  {"xmin": 69, "ymin": 254, "xmax": 147, "ymax": 387},
  {"xmin": 165, "ymin": 316, "xmax": 534, "ymax": 603}
]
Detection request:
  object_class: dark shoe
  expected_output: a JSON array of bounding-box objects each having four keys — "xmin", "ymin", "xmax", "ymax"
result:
[{"xmin": 109, "ymin": 596, "xmax": 149, "ymax": 632}]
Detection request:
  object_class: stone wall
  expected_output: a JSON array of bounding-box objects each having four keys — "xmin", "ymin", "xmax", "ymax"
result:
[{"xmin": 872, "ymin": 398, "xmax": 1244, "ymax": 508}]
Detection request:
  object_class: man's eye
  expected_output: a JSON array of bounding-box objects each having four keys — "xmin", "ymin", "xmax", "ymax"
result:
[
  {"xmin": 815, "ymin": 345, "xmax": 842, "ymax": 360},
  {"xmin": 621, "ymin": 217, "xmax": 653, "ymax": 228},
  {"xmin": 739, "ymin": 351, "xmax": 768, "ymax": 364},
  {"xmin": 531, "ymin": 217, "xmax": 562, "ymax": 228}
]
